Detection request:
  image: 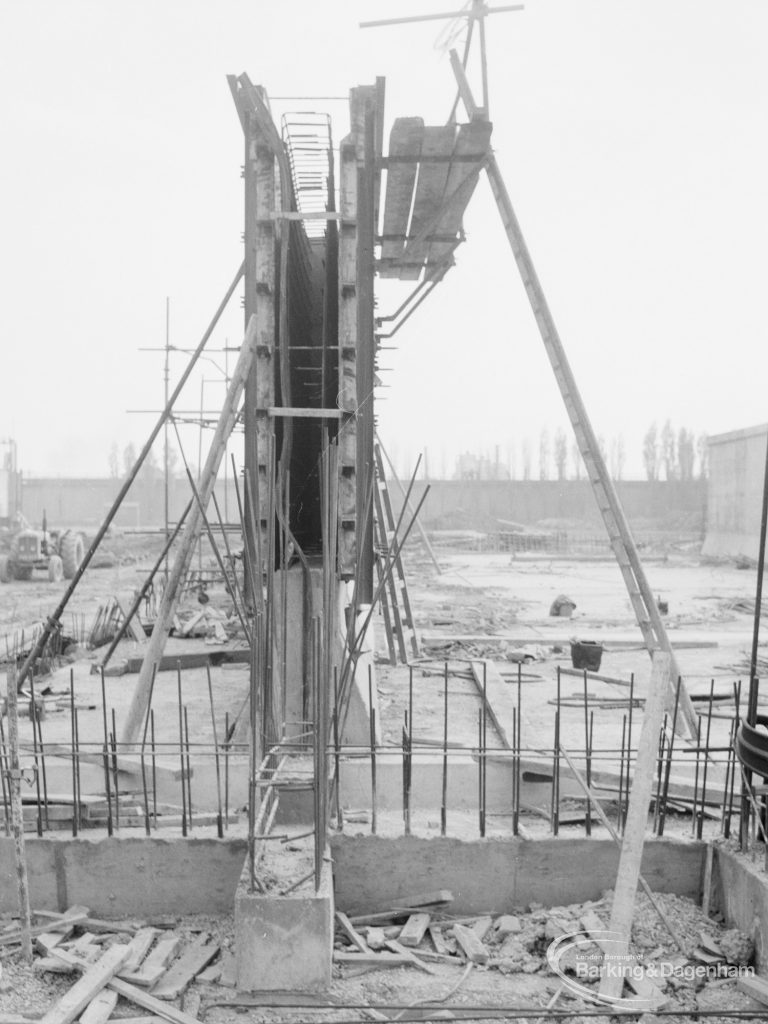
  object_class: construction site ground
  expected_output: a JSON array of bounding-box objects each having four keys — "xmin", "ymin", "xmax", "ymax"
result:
[
  {"xmin": 1, "ymin": 888, "xmax": 763, "ymax": 1023},
  {"xmin": 0, "ymin": 537, "xmax": 761, "ymax": 836},
  {"xmin": 1, "ymin": 533, "xmax": 767, "ymax": 1021}
]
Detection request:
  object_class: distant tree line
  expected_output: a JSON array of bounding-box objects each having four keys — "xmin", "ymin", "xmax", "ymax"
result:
[
  {"xmin": 124, "ymin": 429, "xmax": 707, "ymax": 485},
  {"xmin": 452, "ymin": 423, "xmax": 708, "ymax": 482},
  {"xmin": 108, "ymin": 441, "xmax": 182, "ymax": 482},
  {"xmin": 642, "ymin": 421, "xmax": 708, "ymax": 481}
]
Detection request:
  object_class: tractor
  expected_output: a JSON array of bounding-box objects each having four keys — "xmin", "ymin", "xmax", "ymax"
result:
[{"xmin": 0, "ymin": 514, "xmax": 85, "ymax": 583}]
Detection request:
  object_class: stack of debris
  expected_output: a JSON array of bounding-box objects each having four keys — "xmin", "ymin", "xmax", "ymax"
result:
[
  {"xmin": 170, "ymin": 606, "xmax": 231, "ymax": 645},
  {"xmin": 1, "ymin": 904, "xmax": 237, "ymax": 1023},
  {"xmin": 332, "ymin": 888, "xmax": 766, "ymax": 1017}
]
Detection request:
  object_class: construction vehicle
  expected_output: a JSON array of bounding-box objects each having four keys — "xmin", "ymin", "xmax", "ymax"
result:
[{"xmin": 0, "ymin": 512, "xmax": 85, "ymax": 583}]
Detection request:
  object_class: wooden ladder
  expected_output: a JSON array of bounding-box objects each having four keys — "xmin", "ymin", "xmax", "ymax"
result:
[
  {"xmin": 373, "ymin": 443, "xmax": 420, "ymax": 664},
  {"xmin": 484, "ymin": 152, "xmax": 697, "ymax": 735}
]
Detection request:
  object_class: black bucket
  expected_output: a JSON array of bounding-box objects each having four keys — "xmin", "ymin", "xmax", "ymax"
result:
[{"xmin": 570, "ymin": 640, "xmax": 603, "ymax": 672}]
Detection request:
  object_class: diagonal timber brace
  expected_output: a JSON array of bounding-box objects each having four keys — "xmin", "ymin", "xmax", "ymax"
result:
[
  {"xmin": 121, "ymin": 317, "xmax": 258, "ymax": 746},
  {"xmin": 448, "ymin": 55, "xmax": 697, "ymax": 737}
]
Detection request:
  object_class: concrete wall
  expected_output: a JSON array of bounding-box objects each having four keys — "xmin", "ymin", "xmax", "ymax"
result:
[
  {"xmin": 703, "ymin": 423, "xmax": 768, "ymax": 561},
  {"xmin": 20, "ymin": 475, "xmax": 707, "ymax": 534},
  {"xmin": 712, "ymin": 845, "xmax": 768, "ymax": 969},
  {"xmin": 0, "ymin": 836, "xmax": 247, "ymax": 916},
  {"xmin": 331, "ymin": 835, "xmax": 706, "ymax": 915},
  {"xmin": 20, "ymin": 477, "xmax": 240, "ymax": 530},
  {"xmin": 393, "ymin": 479, "xmax": 706, "ymax": 532}
]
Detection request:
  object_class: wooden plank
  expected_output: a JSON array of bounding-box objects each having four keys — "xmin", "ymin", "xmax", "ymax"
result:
[
  {"xmin": 701, "ymin": 843, "xmax": 714, "ymax": 917},
  {"xmin": 39, "ymin": 905, "xmax": 91, "ymax": 929},
  {"xmin": 36, "ymin": 931, "xmax": 68, "ymax": 956},
  {"xmin": 559, "ymin": 667, "xmax": 632, "ymax": 688},
  {"xmin": 397, "ymin": 913, "xmax": 430, "ymax": 948},
  {"xmin": 379, "ymin": 118, "xmax": 424, "ymax": 274},
  {"xmin": 428, "ymin": 925, "xmax": 450, "ymax": 955},
  {"xmin": 80, "ymin": 989, "xmax": 118, "ymax": 1024},
  {"xmin": 195, "ymin": 963, "xmax": 221, "ymax": 984},
  {"xmin": 267, "ymin": 407, "xmax": 343, "ymax": 419},
  {"xmin": 390, "ymin": 889, "xmax": 453, "ymax": 909},
  {"xmin": 353, "ymin": 83, "xmax": 377, "ymax": 608},
  {"xmin": 581, "ymin": 909, "xmax": 666, "ymax": 1005},
  {"xmin": 122, "ymin": 934, "xmax": 182, "ymax": 988},
  {"xmin": 67, "ymin": 933, "xmax": 98, "ymax": 953},
  {"xmin": 6, "ymin": 664, "xmax": 31, "ymax": 959},
  {"xmin": 115, "ymin": 599, "xmax": 146, "ymax": 644},
  {"xmin": 385, "ymin": 940, "xmax": 439, "ymax": 974},
  {"xmin": 49, "ymin": 949, "xmax": 201, "ymax": 1024},
  {"xmin": 337, "ymin": 129, "xmax": 358, "ymax": 573},
  {"xmin": 269, "ymin": 211, "xmax": 345, "ymax": 221},
  {"xmin": 109, "ymin": 979, "xmax": 203, "ymax": 1024},
  {"xmin": 737, "ymin": 974, "xmax": 768, "ymax": 1006},
  {"xmin": 451, "ymin": 924, "xmax": 488, "ymax": 965},
  {"xmin": 470, "ymin": 660, "xmax": 513, "ymax": 749},
  {"xmin": 0, "ymin": 911, "xmax": 89, "ymax": 947},
  {"xmin": 35, "ymin": 956, "xmax": 77, "ymax": 974},
  {"xmin": 122, "ymin": 928, "xmax": 160, "ymax": 973},
  {"xmin": 150, "ymin": 934, "xmax": 219, "ymax": 1000},
  {"xmin": 243, "ymin": 101, "xmax": 277, "ymax": 578},
  {"xmin": 424, "ymin": 634, "xmax": 718, "ymax": 649},
  {"xmin": 333, "ymin": 951, "xmax": 418, "ymax": 969},
  {"xmin": 423, "ymin": 121, "xmax": 492, "ymax": 271},
  {"xmin": 599, "ymin": 652, "xmax": 670, "ymax": 1003},
  {"xmin": 397, "ymin": 126, "xmax": 456, "ymax": 280},
  {"xmin": 335, "ymin": 912, "xmax": 371, "ymax": 954},
  {"xmin": 82, "ymin": 918, "xmax": 137, "ymax": 935},
  {"xmin": 102, "ymin": 1019, "xmax": 167, "ymax": 1024},
  {"xmin": 348, "ymin": 910, "xmax": 413, "ymax": 927},
  {"xmin": 40, "ymin": 944, "xmax": 130, "ymax": 1024},
  {"xmin": 448, "ymin": 49, "xmax": 482, "ymax": 119}
]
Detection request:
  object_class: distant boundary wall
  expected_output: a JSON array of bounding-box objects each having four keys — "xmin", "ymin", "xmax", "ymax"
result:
[
  {"xmin": 19, "ymin": 475, "xmax": 705, "ymax": 535},
  {"xmin": 395, "ymin": 479, "xmax": 706, "ymax": 533},
  {"xmin": 702, "ymin": 423, "xmax": 767, "ymax": 561},
  {"xmin": 19, "ymin": 476, "xmax": 239, "ymax": 530}
]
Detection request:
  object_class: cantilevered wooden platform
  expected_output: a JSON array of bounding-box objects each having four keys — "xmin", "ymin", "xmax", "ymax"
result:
[{"xmin": 378, "ymin": 119, "xmax": 492, "ymax": 280}]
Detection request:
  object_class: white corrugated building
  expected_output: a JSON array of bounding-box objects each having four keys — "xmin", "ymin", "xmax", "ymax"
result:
[{"xmin": 703, "ymin": 423, "xmax": 768, "ymax": 560}]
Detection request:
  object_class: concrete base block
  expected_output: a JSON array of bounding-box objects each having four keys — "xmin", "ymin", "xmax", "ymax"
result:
[{"xmin": 234, "ymin": 850, "xmax": 334, "ymax": 992}]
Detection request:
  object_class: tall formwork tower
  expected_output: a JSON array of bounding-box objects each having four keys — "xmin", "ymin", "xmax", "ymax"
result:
[{"xmin": 227, "ymin": 76, "xmax": 385, "ymax": 753}]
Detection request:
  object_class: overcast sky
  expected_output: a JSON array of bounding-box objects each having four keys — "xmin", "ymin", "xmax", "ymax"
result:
[{"xmin": 1, "ymin": 0, "xmax": 766, "ymax": 480}]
